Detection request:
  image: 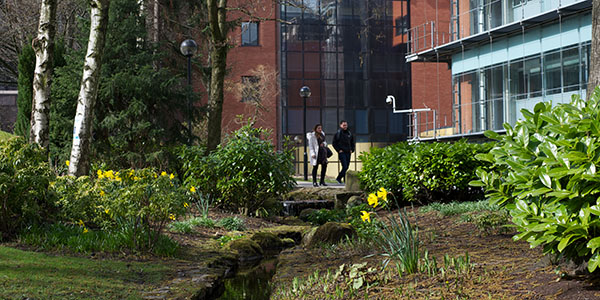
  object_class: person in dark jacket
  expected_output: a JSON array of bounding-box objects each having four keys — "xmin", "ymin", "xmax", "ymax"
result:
[{"xmin": 332, "ymin": 120, "xmax": 355, "ymax": 184}]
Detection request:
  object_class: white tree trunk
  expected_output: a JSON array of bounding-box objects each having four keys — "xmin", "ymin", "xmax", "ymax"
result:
[
  {"xmin": 29, "ymin": 0, "xmax": 56, "ymax": 149},
  {"xmin": 68, "ymin": 0, "xmax": 110, "ymax": 176},
  {"xmin": 588, "ymin": 0, "xmax": 600, "ymax": 98}
]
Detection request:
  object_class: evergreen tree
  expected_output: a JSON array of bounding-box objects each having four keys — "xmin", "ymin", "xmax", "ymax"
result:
[
  {"xmin": 51, "ymin": 0, "xmax": 193, "ymax": 170},
  {"xmin": 14, "ymin": 44, "xmax": 35, "ymax": 138}
]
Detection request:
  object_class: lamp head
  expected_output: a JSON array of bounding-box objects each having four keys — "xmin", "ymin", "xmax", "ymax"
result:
[
  {"xmin": 299, "ymin": 86, "xmax": 311, "ymax": 98},
  {"xmin": 180, "ymin": 39, "xmax": 198, "ymax": 57}
]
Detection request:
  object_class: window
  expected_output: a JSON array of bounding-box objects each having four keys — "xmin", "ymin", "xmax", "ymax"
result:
[
  {"xmin": 241, "ymin": 22, "xmax": 259, "ymax": 46},
  {"xmin": 241, "ymin": 76, "xmax": 260, "ymax": 102}
]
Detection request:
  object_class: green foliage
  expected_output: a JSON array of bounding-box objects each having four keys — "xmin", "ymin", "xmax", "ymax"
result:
[
  {"xmin": 184, "ymin": 124, "xmax": 295, "ymax": 215},
  {"xmin": 471, "ymin": 211, "xmax": 511, "ymax": 235},
  {"xmin": 50, "ymin": 0, "xmax": 193, "ymax": 170},
  {"xmin": 306, "ymin": 209, "xmax": 345, "ymax": 225},
  {"xmin": 0, "ymin": 131, "xmax": 14, "ymax": 141},
  {"xmin": 168, "ymin": 216, "xmax": 215, "ymax": 233},
  {"xmin": 359, "ymin": 140, "xmax": 493, "ymax": 204},
  {"xmin": 20, "ymin": 223, "xmax": 178, "ymax": 256},
  {"xmin": 0, "ymin": 138, "xmax": 56, "ymax": 240},
  {"xmin": 50, "ymin": 168, "xmax": 186, "ymax": 252},
  {"xmin": 420, "ymin": 200, "xmax": 501, "ymax": 217},
  {"xmin": 375, "ymin": 210, "xmax": 420, "ymax": 274},
  {"xmin": 14, "ymin": 43, "xmax": 34, "ymax": 138},
  {"xmin": 217, "ymin": 216, "xmax": 246, "ymax": 231},
  {"xmin": 472, "ymin": 90, "xmax": 600, "ymax": 272}
]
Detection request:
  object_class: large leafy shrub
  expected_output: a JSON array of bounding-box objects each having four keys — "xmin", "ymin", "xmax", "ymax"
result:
[
  {"xmin": 472, "ymin": 91, "xmax": 600, "ymax": 272},
  {"xmin": 359, "ymin": 140, "xmax": 492, "ymax": 203},
  {"xmin": 184, "ymin": 124, "xmax": 295, "ymax": 215},
  {"xmin": 0, "ymin": 138, "xmax": 56, "ymax": 240}
]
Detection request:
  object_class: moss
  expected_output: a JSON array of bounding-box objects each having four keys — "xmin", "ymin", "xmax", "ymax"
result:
[
  {"xmin": 305, "ymin": 222, "xmax": 356, "ymax": 248},
  {"xmin": 263, "ymin": 225, "xmax": 311, "ymax": 243},
  {"xmin": 250, "ymin": 232, "xmax": 283, "ymax": 251},
  {"xmin": 224, "ymin": 238, "xmax": 263, "ymax": 261}
]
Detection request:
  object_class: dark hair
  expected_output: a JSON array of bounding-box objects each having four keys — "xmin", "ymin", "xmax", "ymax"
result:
[
  {"xmin": 339, "ymin": 120, "xmax": 347, "ymax": 125},
  {"xmin": 313, "ymin": 124, "xmax": 322, "ymax": 132}
]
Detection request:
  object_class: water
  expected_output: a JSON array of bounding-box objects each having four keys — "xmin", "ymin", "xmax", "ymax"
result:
[{"xmin": 216, "ymin": 258, "xmax": 278, "ymax": 300}]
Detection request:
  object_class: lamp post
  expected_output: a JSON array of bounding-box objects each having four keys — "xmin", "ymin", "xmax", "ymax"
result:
[
  {"xmin": 180, "ymin": 39, "xmax": 198, "ymax": 144},
  {"xmin": 299, "ymin": 86, "xmax": 311, "ymax": 181}
]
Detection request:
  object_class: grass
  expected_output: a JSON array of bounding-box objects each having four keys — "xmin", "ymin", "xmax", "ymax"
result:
[
  {"xmin": 420, "ymin": 200, "xmax": 500, "ymax": 216},
  {"xmin": 0, "ymin": 130, "xmax": 14, "ymax": 141},
  {"xmin": 0, "ymin": 245, "xmax": 171, "ymax": 299},
  {"xmin": 168, "ymin": 216, "xmax": 215, "ymax": 233}
]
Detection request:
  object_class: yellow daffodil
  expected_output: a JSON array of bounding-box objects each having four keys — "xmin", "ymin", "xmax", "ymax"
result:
[
  {"xmin": 161, "ymin": 171, "xmax": 167, "ymax": 177},
  {"xmin": 65, "ymin": 160, "xmax": 70, "ymax": 167},
  {"xmin": 115, "ymin": 176, "xmax": 122, "ymax": 182},
  {"xmin": 104, "ymin": 208, "xmax": 110, "ymax": 214},
  {"xmin": 133, "ymin": 176, "xmax": 140, "ymax": 181},
  {"xmin": 367, "ymin": 193, "xmax": 379, "ymax": 208},
  {"xmin": 105, "ymin": 170, "xmax": 114, "ymax": 179},
  {"xmin": 128, "ymin": 170, "xmax": 134, "ymax": 177},
  {"xmin": 184, "ymin": 202, "xmax": 189, "ymax": 208},
  {"xmin": 97, "ymin": 170, "xmax": 104, "ymax": 179},
  {"xmin": 78, "ymin": 219, "xmax": 84, "ymax": 227},
  {"xmin": 190, "ymin": 186, "xmax": 196, "ymax": 193},
  {"xmin": 99, "ymin": 190, "xmax": 105, "ymax": 196},
  {"xmin": 169, "ymin": 214, "xmax": 176, "ymax": 220},
  {"xmin": 377, "ymin": 187, "xmax": 387, "ymax": 201},
  {"xmin": 169, "ymin": 173, "xmax": 175, "ymax": 180},
  {"xmin": 83, "ymin": 227, "xmax": 88, "ymax": 234},
  {"xmin": 360, "ymin": 211, "xmax": 371, "ymax": 223}
]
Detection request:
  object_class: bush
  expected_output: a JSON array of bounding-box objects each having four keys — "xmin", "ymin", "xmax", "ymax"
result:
[
  {"xmin": 51, "ymin": 168, "xmax": 187, "ymax": 252},
  {"xmin": 359, "ymin": 140, "xmax": 492, "ymax": 204},
  {"xmin": 0, "ymin": 138, "xmax": 56, "ymax": 240},
  {"xmin": 472, "ymin": 91, "xmax": 600, "ymax": 272},
  {"xmin": 217, "ymin": 216, "xmax": 246, "ymax": 231},
  {"xmin": 184, "ymin": 124, "xmax": 295, "ymax": 215}
]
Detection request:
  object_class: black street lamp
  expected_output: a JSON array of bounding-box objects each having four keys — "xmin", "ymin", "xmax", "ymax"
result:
[
  {"xmin": 299, "ymin": 86, "xmax": 311, "ymax": 181},
  {"xmin": 180, "ymin": 39, "xmax": 198, "ymax": 144}
]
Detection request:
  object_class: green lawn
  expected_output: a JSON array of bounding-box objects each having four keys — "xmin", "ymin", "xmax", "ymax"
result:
[
  {"xmin": 0, "ymin": 246, "xmax": 172, "ymax": 299},
  {"xmin": 0, "ymin": 130, "xmax": 14, "ymax": 141}
]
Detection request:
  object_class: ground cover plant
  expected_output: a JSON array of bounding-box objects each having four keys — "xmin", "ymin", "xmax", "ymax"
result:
[
  {"xmin": 0, "ymin": 130, "xmax": 13, "ymax": 141},
  {"xmin": 359, "ymin": 140, "xmax": 493, "ymax": 204},
  {"xmin": 473, "ymin": 90, "xmax": 600, "ymax": 272},
  {"xmin": 0, "ymin": 246, "xmax": 170, "ymax": 300}
]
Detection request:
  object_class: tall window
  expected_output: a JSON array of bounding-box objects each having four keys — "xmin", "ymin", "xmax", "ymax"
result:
[
  {"xmin": 241, "ymin": 76, "xmax": 260, "ymax": 102},
  {"xmin": 241, "ymin": 22, "xmax": 259, "ymax": 46}
]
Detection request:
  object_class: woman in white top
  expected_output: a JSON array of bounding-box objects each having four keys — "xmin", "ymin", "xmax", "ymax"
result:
[{"xmin": 306, "ymin": 124, "xmax": 328, "ymax": 187}]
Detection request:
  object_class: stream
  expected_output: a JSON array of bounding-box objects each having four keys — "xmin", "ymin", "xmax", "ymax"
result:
[{"xmin": 216, "ymin": 257, "xmax": 278, "ymax": 300}]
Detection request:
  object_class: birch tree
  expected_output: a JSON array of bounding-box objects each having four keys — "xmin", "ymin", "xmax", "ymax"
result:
[
  {"xmin": 29, "ymin": 0, "xmax": 57, "ymax": 149},
  {"xmin": 588, "ymin": 0, "xmax": 600, "ymax": 98},
  {"xmin": 68, "ymin": 0, "xmax": 110, "ymax": 176}
]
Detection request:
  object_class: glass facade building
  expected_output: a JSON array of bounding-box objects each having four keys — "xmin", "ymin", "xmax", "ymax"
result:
[{"xmin": 280, "ymin": 0, "xmax": 412, "ymax": 165}]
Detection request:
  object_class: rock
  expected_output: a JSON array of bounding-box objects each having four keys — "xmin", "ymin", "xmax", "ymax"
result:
[
  {"xmin": 346, "ymin": 195, "xmax": 363, "ymax": 209},
  {"xmin": 281, "ymin": 238, "xmax": 296, "ymax": 247},
  {"xmin": 251, "ymin": 232, "xmax": 284, "ymax": 251},
  {"xmin": 263, "ymin": 225, "xmax": 311, "ymax": 243},
  {"xmin": 299, "ymin": 208, "xmax": 318, "ymax": 221},
  {"xmin": 345, "ymin": 170, "xmax": 361, "ymax": 191},
  {"xmin": 334, "ymin": 191, "xmax": 363, "ymax": 209},
  {"xmin": 224, "ymin": 238, "xmax": 263, "ymax": 262},
  {"xmin": 303, "ymin": 222, "xmax": 356, "ymax": 248},
  {"xmin": 279, "ymin": 216, "xmax": 310, "ymax": 226}
]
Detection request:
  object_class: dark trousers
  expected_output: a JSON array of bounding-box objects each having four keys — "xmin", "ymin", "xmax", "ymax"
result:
[
  {"xmin": 337, "ymin": 151, "xmax": 351, "ymax": 181},
  {"xmin": 312, "ymin": 164, "xmax": 327, "ymax": 184}
]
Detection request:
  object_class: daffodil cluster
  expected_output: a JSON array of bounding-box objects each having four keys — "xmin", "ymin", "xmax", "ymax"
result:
[{"xmin": 360, "ymin": 187, "xmax": 388, "ymax": 223}]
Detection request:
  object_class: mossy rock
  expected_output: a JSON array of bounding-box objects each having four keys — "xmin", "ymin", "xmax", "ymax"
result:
[
  {"xmin": 279, "ymin": 216, "xmax": 310, "ymax": 226},
  {"xmin": 303, "ymin": 222, "xmax": 356, "ymax": 248},
  {"xmin": 281, "ymin": 238, "xmax": 296, "ymax": 248},
  {"xmin": 346, "ymin": 195, "xmax": 363, "ymax": 209},
  {"xmin": 299, "ymin": 208, "xmax": 319, "ymax": 221},
  {"xmin": 263, "ymin": 225, "xmax": 311, "ymax": 243},
  {"xmin": 250, "ymin": 232, "xmax": 284, "ymax": 251},
  {"xmin": 224, "ymin": 238, "xmax": 263, "ymax": 261}
]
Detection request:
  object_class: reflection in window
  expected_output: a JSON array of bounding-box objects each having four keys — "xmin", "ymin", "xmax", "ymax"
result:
[
  {"xmin": 563, "ymin": 47, "xmax": 580, "ymax": 92},
  {"xmin": 241, "ymin": 22, "xmax": 259, "ymax": 46},
  {"xmin": 544, "ymin": 51, "xmax": 561, "ymax": 95}
]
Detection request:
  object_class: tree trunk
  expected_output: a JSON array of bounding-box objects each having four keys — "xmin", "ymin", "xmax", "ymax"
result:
[
  {"xmin": 68, "ymin": 0, "xmax": 110, "ymax": 176},
  {"xmin": 205, "ymin": 0, "xmax": 228, "ymax": 153},
  {"xmin": 29, "ymin": 0, "xmax": 57, "ymax": 149},
  {"xmin": 588, "ymin": 0, "xmax": 600, "ymax": 98}
]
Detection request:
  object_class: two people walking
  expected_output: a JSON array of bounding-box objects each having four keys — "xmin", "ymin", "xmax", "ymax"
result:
[{"xmin": 307, "ymin": 120, "xmax": 355, "ymax": 187}]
